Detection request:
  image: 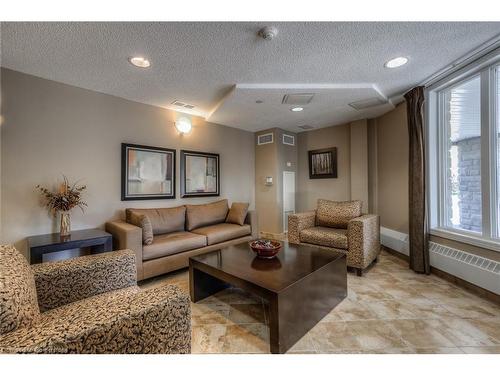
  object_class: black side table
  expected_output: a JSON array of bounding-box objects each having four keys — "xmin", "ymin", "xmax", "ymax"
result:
[{"xmin": 27, "ymin": 228, "xmax": 113, "ymax": 264}]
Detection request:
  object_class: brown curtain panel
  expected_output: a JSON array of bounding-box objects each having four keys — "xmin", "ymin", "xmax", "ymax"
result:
[{"xmin": 404, "ymin": 86, "xmax": 430, "ymax": 274}]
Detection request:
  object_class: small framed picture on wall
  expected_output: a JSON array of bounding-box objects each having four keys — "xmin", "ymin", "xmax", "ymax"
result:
[
  {"xmin": 180, "ymin": 150, "xmax": 220, "ymax": 198},
  {"xmin": 121, "ymin": 143, "xmax": 176, "ymax": 200},
  {"xmin": 308, "ymin": 147, "xmax": 337, "ymax": 179}
]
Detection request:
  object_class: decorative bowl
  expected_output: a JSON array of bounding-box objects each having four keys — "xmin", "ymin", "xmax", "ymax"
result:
[{"xmin": 249, "ymin": 239, "xmax": 282, "ymax": 259}]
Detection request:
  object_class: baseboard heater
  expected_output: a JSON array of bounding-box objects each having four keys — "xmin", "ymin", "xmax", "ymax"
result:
[
  {"xmin": 380, "ymin": 226, "xmax": 500, "ymax": 295},
  {"xmin": 429, "ymin": 242, "xmax": 500, "ymax": 294}
]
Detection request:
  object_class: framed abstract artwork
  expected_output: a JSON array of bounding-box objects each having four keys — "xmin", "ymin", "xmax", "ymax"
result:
[
  {"xmin": 308, "ymin": 147, "xmax": 337, "ymax": 179},
  {"xmin": 180, "ymin": 150, "xmax": 220, "ymax": 198},
  {"xmin": 121, "ymin": 143, "xmax": 176, "ymax": 200}
]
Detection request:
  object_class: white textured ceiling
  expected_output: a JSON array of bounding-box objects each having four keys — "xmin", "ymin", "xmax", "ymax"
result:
[
  {"xmin": 209, "ymin": 84, "xmax": 394, "ymax": 131},
  {"xmin": 1, "ymin": 22, "xmax": 499, "ymax": 132}
]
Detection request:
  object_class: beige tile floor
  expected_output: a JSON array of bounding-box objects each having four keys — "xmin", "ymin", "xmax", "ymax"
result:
[{"xmin": 140, "ymin": 249, "xmax": 500, "ymax": 354}]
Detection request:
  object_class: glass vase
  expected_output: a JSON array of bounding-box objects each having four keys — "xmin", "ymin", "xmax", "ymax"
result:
[{"xmin": 60, "ymin": 211, "xmax": 71, "ymax": 237}]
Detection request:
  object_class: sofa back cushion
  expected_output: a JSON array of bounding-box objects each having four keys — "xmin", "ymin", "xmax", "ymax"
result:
[
  {"xmin": 185, "ymin": 199, "xmax": 229, "ymax": 231},
  {"xmin": 225, "ymin": 202, "xmax": 249, "ymax": 226},
  {"xmin": 316, "ymin": 199, "xmax": 362, "ymax": 229},
  {"xmin": 0, "ymin": 245, "xmax": 40, "ymax": 335},
  {"xmin": 126, "ymin": 206, "xmax": 186, "ymax": 237}
]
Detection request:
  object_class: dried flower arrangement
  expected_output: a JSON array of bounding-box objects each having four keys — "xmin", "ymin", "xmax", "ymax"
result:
[
  {"xmin": 36, "ymin": 176, "xmax": 87, "ymax": 236},
  {"xmin": 36, "ymin": 175, "xmax": 87, "ymax": 215}
]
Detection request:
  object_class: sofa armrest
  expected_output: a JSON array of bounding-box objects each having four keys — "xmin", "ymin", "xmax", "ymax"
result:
[
  {"xmin": 347, "ymin": 214, "xmax": 381, "ymax": 269},
  {"xmin": 0, "ymin": 285, "xmax": 191, "ymax": 354},
  {"xmin": 288, "ymin": 211, "xmax": 316, "ymax": 244},
  {"xmin": 106, "ymin": 220, "xmax": 144, "ymax": 280},
  {"xmin": 244, "ymin": 210, "xmax": 259, "ymax": 239},
  {"xmin": 31, "ymin": 249, "xmax": 136, "ymax": 312}
]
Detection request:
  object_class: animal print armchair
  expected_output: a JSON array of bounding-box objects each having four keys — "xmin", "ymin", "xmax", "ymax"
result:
[
  {"xmin": 288, "ymin": 199, "xmax": 380, "ymax": 276},
  {"xmin": 0, "ymin": 245, "xmax": 191, "ymax": 353}
]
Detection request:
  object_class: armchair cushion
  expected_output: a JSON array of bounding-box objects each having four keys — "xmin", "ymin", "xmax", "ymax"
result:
[
  {"xmin": 0, "ymin": 245, "xmax": 40, "ymax": 335},
  {"xmin": 32, "ymin": 249, "xmax": 137, "ymax": 312},
  {"xmin": 299, "ymin": 227, "xmax": 348, "ymax": 249},
  {"xmin": 0, "ymin": 285, "xmax": 191, "ymax": 354},
  {"xmin": 316, "ymin": 199, "xmax": 362, "ymax": 229}
]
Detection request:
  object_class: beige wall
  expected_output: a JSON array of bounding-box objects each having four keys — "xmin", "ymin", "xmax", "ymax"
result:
[
  {"xmin": 276, "ymin": 129, "xmax": 298, "ymax": 233},
  {"xmin": 372, "ymin": 102, "xmax": 409, "ymax": 234},
  {"xmin": 297, "ymin": 123, "xmax": 351, "ymax": 212},
  {"xmin": 367, "ymin": 118, "xmax": 378, "ymax": 214},
  {"xmin": 255, "ymin": 129, "xmax": 280, "ymax": 233},
  {"xmin": 294, "ymin": 103, "xmax": 408, "ymax": 232},
  {"xmin": 254, "ymin": 128, "xmax": 298, "ymax": 234},
  {"xmin": 349, "ymin": 119, "xmax": 369, "ymax": 213},
  {"xmin": 1, "ymin": 69, "xmax": 255, "ymax": 258}
]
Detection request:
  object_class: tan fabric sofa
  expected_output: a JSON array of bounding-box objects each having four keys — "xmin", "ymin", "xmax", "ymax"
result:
[
  {"xmin": 288, "ymin": 199, "xmax": 380, "ymax": 276},
  {"xmin": 106, "ymin": 199, "xmax": 258, "ymax": 281},
  {"xmin": 0, "ymin": 245, "xmax": 191, "ymax": 353}
]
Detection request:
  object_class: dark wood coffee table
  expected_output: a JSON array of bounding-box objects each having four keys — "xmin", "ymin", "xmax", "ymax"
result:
[{"xmin": 189, "ymin": 242, "xmax": 347, "ymax": 354}]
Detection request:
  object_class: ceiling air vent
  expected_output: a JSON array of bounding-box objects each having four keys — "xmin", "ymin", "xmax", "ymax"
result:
[
  {"xmin": 348, "ymin": 97, "xmax": 388, "ymax": 110},
  {"xmin": 298, "ymin": 125, "xmax": 314, "ymax": 130},
  {"xmin": 257, "ymin": 133, "xmax": 274, "ymax": 145},
  {"xmin": 172, "ymin": 100, "xmax": 196, "ymax": 109},
  {"xmin": 282, "ymin": 134, "xmax": 295, "ymax": 146},
  {"xmin": 282, "ymin": 93, "xmax": 314, "ymax": 105}
]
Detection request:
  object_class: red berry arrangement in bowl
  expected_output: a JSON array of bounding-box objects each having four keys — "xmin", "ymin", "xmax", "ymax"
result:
[{"xmin": 249, "ymin": 239, "xmax": 282, "ymax": 259}]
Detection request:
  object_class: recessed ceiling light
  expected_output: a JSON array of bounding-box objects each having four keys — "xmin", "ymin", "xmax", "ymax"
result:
[
  {"xmin": 129, "ymin": 56, "xmax": 151, "ymax": 68},
  {"xmin": 384, "ymin": 57, "xmax": 408, "ymax": 68},
  {"xmin": 291, "ymin": 107, "xmax": 304, "ymax": 112}
]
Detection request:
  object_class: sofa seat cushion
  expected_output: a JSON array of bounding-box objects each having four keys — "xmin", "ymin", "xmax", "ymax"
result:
[
  {"xmin": 316, "ymin": 199, "xmax": 362, "ymax": 229},
  {"xmin": 143, "ymin": 232, "xmax": 207, "ymax": 261},
  {"xmin": 191, "ymin": 223, "xmax": 251, "ymax": 246},
  {"xmin": 300, "ymin": 226, "xmax": 348, "ymax": 249}
]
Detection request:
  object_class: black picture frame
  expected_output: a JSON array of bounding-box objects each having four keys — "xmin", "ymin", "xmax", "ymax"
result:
[
  {"xmin": 308, "ymin": 147, "xmax": 338, "ymax": 179},
  {"xmin": 121, "ymin": 143, "xmax": 176, "ymax": 200},
  {"xmin": 180, "ymin": 150, "xmax": 220, "ymax": 198}
]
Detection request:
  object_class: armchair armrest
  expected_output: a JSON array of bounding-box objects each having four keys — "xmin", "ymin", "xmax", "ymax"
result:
[
  {"xmin": 106, "ymin": 220, "xmax": 144, "ymax": 280},
  {"xmin": 0, "ymin": 285, "xmax": 191, "ymax": 354},
  {"xmin": 31, "ymin": 249, "xmax": 136, "ymax": 312},
  {"xmin": 347, "ymin": 214, "xmax": 380, "ymax": 269},
  {"xmin": 288, "ymin": 211, "xmax": 316, "ymax": 244},
  {"xmin": 244, "ymin": 210, "xmax": 259, "ymax": 239}
]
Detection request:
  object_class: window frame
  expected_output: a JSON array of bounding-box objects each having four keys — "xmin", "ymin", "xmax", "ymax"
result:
[{"xmin": 426, "ymin": 49, "xmax": 500, "ymax": 252}]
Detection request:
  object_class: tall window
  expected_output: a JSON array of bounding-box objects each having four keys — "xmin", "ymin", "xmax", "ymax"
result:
[
  {"xmin": 429, "ymin": 53, "xmax": 500, "ymax": 250},
  {"xmin": 496, "ymin": 66, "xmax": 500, "ymax": 238},
  {"xmin": 443, "ymin": 76, "xmax": 482, "ymax": 233}
]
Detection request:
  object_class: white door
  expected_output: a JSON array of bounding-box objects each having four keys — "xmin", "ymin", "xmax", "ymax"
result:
[{"xmin": 283, "ymin": 171, "xmax": 296, "ymax": 232}]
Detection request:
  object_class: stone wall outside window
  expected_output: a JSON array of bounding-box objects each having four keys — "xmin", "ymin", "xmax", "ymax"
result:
[{"xmin": 453, "ymin": 136, "xmax": 482, "ymax": 232}]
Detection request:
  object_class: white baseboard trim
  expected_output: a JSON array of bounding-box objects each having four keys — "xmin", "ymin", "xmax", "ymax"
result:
[
  {"xmin": 380, "ymin": 226, "xmax": 409, "ymax": 256},
  {"xmin": 380, "ymin": 226, "xmax": 500, "ymax": 295}
]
